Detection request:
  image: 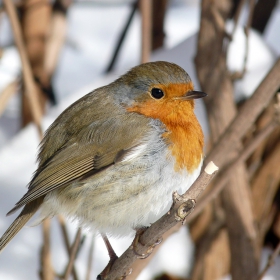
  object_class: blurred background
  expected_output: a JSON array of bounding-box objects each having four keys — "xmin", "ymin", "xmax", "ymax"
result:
[{"xmin": 0, "ymin": 0, "xmax": 280, "ymax": 279}]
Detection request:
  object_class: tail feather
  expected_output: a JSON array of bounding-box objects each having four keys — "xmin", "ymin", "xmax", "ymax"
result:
[{"xmin": 0, "ymin": 198, "xmax": 43, "ymax": 253}]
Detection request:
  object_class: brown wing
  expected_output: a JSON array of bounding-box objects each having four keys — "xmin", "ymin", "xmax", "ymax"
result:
[{"xmin": 8, "ymin": 88, "xmax": 151, "ymax": 215}]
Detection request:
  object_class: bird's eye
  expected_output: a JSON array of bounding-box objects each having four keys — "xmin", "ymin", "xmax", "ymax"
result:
[{"xmin": 151, "ymin": 88, "xmax": 164, "ymax": 99}]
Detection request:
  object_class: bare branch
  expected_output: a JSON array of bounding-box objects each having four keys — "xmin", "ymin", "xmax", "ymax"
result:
[
  {"xmin": 57, "ymin": 216, "xmax": 79, "ymax": 280},
  {"xmin": 85, "ymin": 236, "xmax": 94, "ymax": 280},
  {"xmin": 64, "ymin": 228, "xmax": 82, "ymax": 280}
]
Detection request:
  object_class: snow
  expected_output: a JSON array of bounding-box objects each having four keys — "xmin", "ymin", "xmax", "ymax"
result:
[
  {"xmin": 227, "ymin": 23, "xmax": 276, "ymax": 101},
  {"xmin": 0, "ymin": 1, "xmax": 280, "ymax": 279}
]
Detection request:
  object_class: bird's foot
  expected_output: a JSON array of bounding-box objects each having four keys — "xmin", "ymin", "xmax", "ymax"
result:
[{"xmin": 131, "ymin": 228, "xmax": 163, "ymax": 259}]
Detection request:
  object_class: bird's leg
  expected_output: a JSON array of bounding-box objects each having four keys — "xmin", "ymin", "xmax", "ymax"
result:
[
  {"xmin": 97, "ymin": 233, "xmax": 118, "ymax": 280},
  {"xmin": 132, "ymin": 227, "xmax": 163, "ymax": 259}
]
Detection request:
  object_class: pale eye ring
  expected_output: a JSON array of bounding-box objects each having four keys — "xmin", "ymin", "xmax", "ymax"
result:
[{"xmin": 151, "ymin": 88, "xmax": 164, "ymax": 99}]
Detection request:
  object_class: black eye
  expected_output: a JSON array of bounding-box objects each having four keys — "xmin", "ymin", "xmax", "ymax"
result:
[{"xmin": 151, "ymin": 88, "xmax": 164, "ymax": 99}]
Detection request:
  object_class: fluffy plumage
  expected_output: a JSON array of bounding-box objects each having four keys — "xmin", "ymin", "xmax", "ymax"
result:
[{"xmin": 0, "ymin": 61, "xmax": 205, "ymax": 251}]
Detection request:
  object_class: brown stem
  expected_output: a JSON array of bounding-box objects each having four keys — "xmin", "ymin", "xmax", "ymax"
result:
[
  {"xmin": 0, "ymin": 81, "xmax": 18, "ymax": 117},
  {"xmin": 40, "ymin": 219, "xmax": 54, "ymax": 280},
  {"xmin": 140, "ymin": 0, "xmax": 152, "ymax": 63},
  {"xmin": 3, "ymin": 0, "xmax": 43, "ymax": 137},
  {"xmin": 57, "ymin": 216, "xmax": 79, "ymax": 280},
  {"xmin": 85, "ymin": 236, "xmax": 94, "ymax": 280},
  {"xmin": 63, "ymin": 228, "xmax": 81, "ymax": 280}
]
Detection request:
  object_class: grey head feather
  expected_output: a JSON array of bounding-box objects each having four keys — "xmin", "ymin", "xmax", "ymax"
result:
[{"xmin": 112, "ymin": 61, "xmax": 192, "ymax": 106}]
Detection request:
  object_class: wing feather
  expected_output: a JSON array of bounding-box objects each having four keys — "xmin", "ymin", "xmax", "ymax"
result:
[{"xmin": 7, "ymin": 88, "xmax": 152, "ymax": 215}]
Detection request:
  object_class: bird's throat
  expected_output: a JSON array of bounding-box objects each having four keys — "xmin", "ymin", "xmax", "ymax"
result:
[
  {"xmin": 163, "ymin": 118, "xmax": 204, "ymax": 173},
  {"xmin": 127, "ymin": 99, "xmax": 204, "ymax": 173}
]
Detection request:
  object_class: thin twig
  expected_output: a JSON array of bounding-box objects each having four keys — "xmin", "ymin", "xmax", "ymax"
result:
[
  {"xmin": 40, "ymin": 219, "xmax": 54, "ymax": 280},
  {"xmin": 105, "ymin": 0, "xmax": 138, "ymax": 73},
  {"xmin": 85, "ymin": 235, "xmax": 94, "ymax": 280},
  {"xmin": 3, "ymin": 0, "xmax": 43, "ymax": 137},
  {"xmin": 246, "ymin": 0, "xmax": 256, "ymax": 31},
  {"xmin": 0, "ymin": 80, "xmax": 18, "ymax": 117},
  {"xmin": 57, "ymin": 216, "xmax": 79, "ymax": 280},
  {"xmin": 258, "ymin": 241, "xmax": 280, "ymax": 279},
  {"xmin": 210, "ymin": 5, "xmax": 230, "ymax": 39},
  {"xmin": 231, "ymin": 0, "xmax": 246, "ymax": 37},
  {"xmin": 63, "ymin": 228, "xmax": 82, "ymax": 280},
  {"xmin": 233, "ymin": 0, "xmax": 255, "ymax": 80},
  {"xmin": 241, "ymin": 0, "xmax": 255, "ymax": 78},
  {"xmin": 140, "ymin": 0, "xmax": 152, "ymax": 63},
  {"xmin": 44, "ymin": 8, "xmax": 68, "ymax": 78}
]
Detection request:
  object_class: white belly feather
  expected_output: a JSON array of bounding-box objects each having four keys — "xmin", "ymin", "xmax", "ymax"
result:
[{"xmin": 41, "ymin": 122, "xmax": 202, "ymax": 237}]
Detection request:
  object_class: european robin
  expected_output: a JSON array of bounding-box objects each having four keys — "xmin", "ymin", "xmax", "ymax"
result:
[{"xmin": 0, "ymin": 61, "xmax": 206, "ymax": 275}]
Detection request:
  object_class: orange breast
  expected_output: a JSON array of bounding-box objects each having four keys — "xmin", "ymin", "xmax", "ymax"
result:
[{"xmin": 127, "ymin": 83, "xmax": 204, "ymax": 173}]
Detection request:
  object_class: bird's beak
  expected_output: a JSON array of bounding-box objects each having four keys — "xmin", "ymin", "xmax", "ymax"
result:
[{"xmin": 178, "ymin": 90, "xmax": 207, "ymax": 100}]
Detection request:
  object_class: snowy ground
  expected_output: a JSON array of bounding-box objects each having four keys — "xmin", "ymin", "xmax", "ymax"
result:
[{"xmin": 0, "ymin": 1, "xmax": 279, "ymax": 279}]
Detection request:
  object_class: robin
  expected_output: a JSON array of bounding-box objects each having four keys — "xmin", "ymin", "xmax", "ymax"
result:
[{"xmin": 0, "ymin": 61, "xmax": 206, "ymax": 277}]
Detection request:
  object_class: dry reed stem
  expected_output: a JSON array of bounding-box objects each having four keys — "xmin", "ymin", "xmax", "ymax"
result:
[
  {"xmin": 140, "ymin": 0, "xmax": 152, "ymax": 63},
  {"xmin": 3, "ymin": 0, "xmax": 43, "ymax": 137},
  {"xmin": 252, "ymin": 141, "xmax": 280, "ymax": 241},
  {"xmin": 232, "ymin": 0, "xmax": 247, "ymax": 35},
  {"xmin": 0, "ymin": 81, "xmax": 18, "ymax": 117},
  {"xmin": 44, "ymin": 6, "xmax": 67, "ymax": 77},
  {"xmin": 40, "ymin": 218, "xmax": 54, "ymax": 280},
  {"xmin": 64, "ymin": 228, "xmax": 82, "ymax": 280},
  {"xmin": 85, "ymin": 236, "xmax": 94, "ymax": 280},
  {"xmin": 58, "ymin": 216, "xmax": 79, "ymax": 280}
]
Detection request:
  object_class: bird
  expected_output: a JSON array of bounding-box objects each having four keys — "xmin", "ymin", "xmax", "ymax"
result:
[{"xmin": 0, "ymin": 61, "xmax": 206, "ymax": 277}]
